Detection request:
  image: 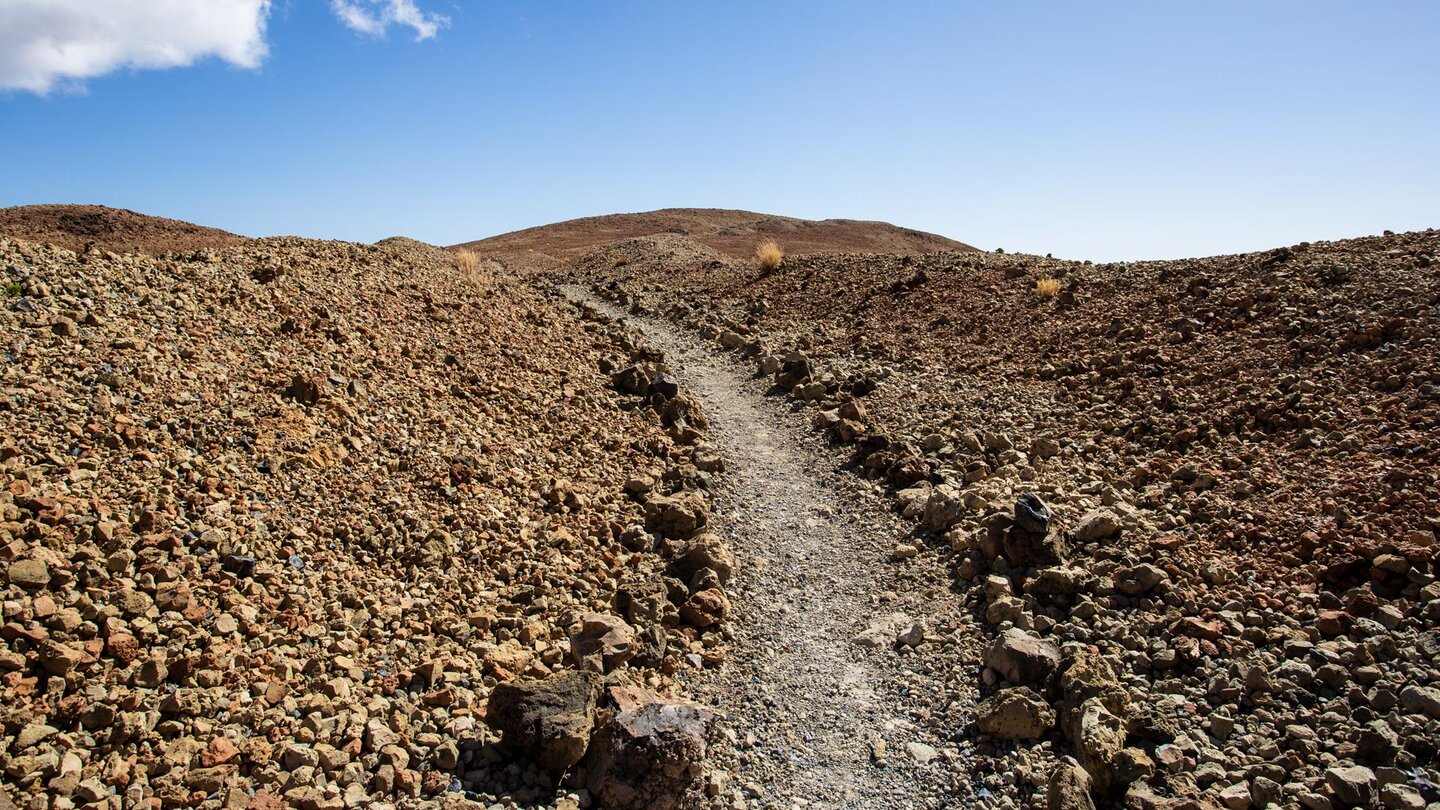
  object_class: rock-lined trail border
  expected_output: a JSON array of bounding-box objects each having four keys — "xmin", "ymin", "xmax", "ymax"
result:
[{"xmin": 564, "ymin": 286, "xmax": 981, "ymax": 809}]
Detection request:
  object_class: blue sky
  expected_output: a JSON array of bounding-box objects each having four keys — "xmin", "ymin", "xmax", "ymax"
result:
[{"xmin": 1, "ymin": 1, "xmax": 1437, "ymax": 261}]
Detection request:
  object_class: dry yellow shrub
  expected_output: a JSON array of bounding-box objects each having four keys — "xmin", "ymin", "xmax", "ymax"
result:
[
  {"xmin": 453, "ymin": 248, "xmax": 480, "ymax": 273},
  {"xmin": 755, "ymin": 240, "xmax": 784, "ymax": 271}
]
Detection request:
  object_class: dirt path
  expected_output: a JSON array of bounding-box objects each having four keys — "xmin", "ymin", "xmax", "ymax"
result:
[{"xmin": 564, "ymin": 287, "xmax": 977, "ymax": 809}]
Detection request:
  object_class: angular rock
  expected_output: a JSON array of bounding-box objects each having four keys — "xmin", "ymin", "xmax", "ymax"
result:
[
  {"xmin": 1074, "ymin": 698, "xmax": 1150, "ymax": 794},
  {"xmin": 1072, "ymin": 509, "xmax": 1122, "ymax": 542},
  {"xmin": 774, "ymin": 352, "xmax": 812, "ymax": 389},
  {"xmin": 282, "ymin": 373, "xmax": 324, "ymax": 406},
  {"xmin": 1030, "ymin": 566, "xmax": 1088, "ymax": 597},
  {"xmin": 6, "ymin": 559, "xmax": 50, "ymax": 590},
  {"xmin": 986, "ymin": 627, "xmax": 1061, "ymax": 685},
  {"xmin": 1055, "ymin": 649, "xmax": 1132, "ymax": 743},
  {"xmin": 1015, "ymin": 492, "xmax": 1052, "ymax": 533},
  {"xmin": 679, "ymin": 587, "xmax": 729, "ymax": 628},
  {"xmin": 1380, "ymin": 784, "xmax": 1425, "ymax": 810},
  {"xmin": 1398, "ymin": 684, "xmax": 1440, "ymax": 718},
  {"xmin": 485, "ymin": 670, "xmax": 602, "ymax": 772},
  {"xmin": 1219, "ymin": 782, "xmax": 1252, "ymax": 810},
  {"xmin": 644, "ymin": 491, "xmax": 708, "ymax": 540},
  {"xmin": 666, "ymin": 534, "xmax": 734, "ymax": 584},
  {"xmin": 1325, "ymin": 766, "xmax": 1375, "ymax": 808},
  {"xmin": 853, "ymin": 612, "xmax": 912, "ymax": 648},
  {"xmin": 922, "ymin": 486, "xmax": 966, "ymax": 532},
  {"xmin": 1114, "ymin": 563, "xmax": 1167, "ymax": 596},
  {"xmin": 612, "ymin": 364, "xmax": 651, "ymax": 396},
  {"xmin": 570, "ymin": 613, "xmax": 637, "ymax": 674},
  {"xmin": 584, "ymin": 686, "xmax": 716, "ymax": 810},
  {"xmin": 976, "ymin": 687, "xmax": 1056, "ymax": 740},
  {"xmin": 1047, "ymin": 758, "xmax": 1097, "ymax": 810},
  {"xmin": 1004, "ymin": 527, "xmax": 1066, "ymax": 567},
  {"xmin": 1355, "ymin": 719, "xmax": 1399, "ymax": 764},
  {"xmin": 648, "ymin": 372, "xmax": 680, "ymax": 399}
]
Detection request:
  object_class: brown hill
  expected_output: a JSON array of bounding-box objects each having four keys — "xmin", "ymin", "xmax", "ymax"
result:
[
  {"xmin": 0, "ymin": 203, "xmax": 247, "ymax": 255},
  {"xmin": 454, "ymin": 208, "xmax": 975, "ymax": 270}
]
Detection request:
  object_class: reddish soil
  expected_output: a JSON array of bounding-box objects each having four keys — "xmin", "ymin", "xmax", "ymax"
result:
[
  {"xmin": 0, "ymin": 204, "xmax": 248, "ymax": 255},
  {"xmin": 454, "ymin": 208, "xmax": 975, "ymax": 270}
]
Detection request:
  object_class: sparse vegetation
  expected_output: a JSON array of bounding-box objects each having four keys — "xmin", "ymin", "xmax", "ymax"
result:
[
  {"xmin": 1035, "ymin": 277, "xmax": 1061, "ymax": 297},
  {"xmin": 3, "ymin": 281, "xmax": 20, "ymax": 297},
  {"xmin": 453, "ymin": 248, "xmax": 480, "ymax": 273},
  {"xmin": 755, "ymin": 240, "xmax": 784, "ymax": 271}
]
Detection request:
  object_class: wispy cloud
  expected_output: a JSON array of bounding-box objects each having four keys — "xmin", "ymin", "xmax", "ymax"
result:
[
  {"xmin": 329, "ymin": 0, "xmax": 450, "ymax": 41},
  {"xmin": 0, "ymin": 0, "xmax": 272, "ymax": 95}
]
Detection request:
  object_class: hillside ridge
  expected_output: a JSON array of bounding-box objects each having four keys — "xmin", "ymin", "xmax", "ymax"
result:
[
  {"xmin": 0, "ymin": 203, "xmax": 247, "ymax": 255},
  {"xmin": 453, "ymin": 207, "xmax": 976, "ymax": 270}
]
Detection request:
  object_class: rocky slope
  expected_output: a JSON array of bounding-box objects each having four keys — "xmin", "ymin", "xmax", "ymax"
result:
[
  {"xmin": 453, "ymin": 209, "xmax": 975, "ymax": 272},
  {"xmin": 0, "ymin": 205, "xmax": 248, "ymax": 256},
  {"xmin": 4, "ymin": 202, "xmax": 1437, "ymax": 810},
  {"xmin": 0, "ymin": 232, "xmax": 735, "ymax": 808},
  {"xmin": 566, "ymin": 230, "xmax": 1440, "ymax": 810}
]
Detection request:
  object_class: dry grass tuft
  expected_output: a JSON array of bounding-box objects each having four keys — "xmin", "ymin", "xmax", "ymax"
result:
[
  {"xmin": 754, "ymin": 240, "xmax": 784, "ymax": 271},
  {"xmin": 1035, "ymin": 277, "xmax": 1061, "ymax": 297},
  {"xmin": 453, "ymin": 248, "xmax": 480, "ymax": 273},
  {"xmin": 452, "ymin": 248, "xmax": 503, "ymax": 291},
  {"xmin": 612, "ymin": 254, "xmax": 630, "ymax": 268}
]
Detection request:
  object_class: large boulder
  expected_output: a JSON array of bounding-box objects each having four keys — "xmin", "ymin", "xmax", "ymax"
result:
[
  {"xmin": 1074, "ymin": 698, "xmax": 1153, "ymax": 795},
  {"xmin": 774, "ymin": 352, "xmax": 812, "ymax": 389},
  {"xmin": 1054, "ymin": 649, "xmax": 1132, "ymax": 743},
  {"xmin": 584, "ymin": 686, "xmax": 716, "ymax": 810},
  {"xmin": 644, "ymin": 492, "xmax": 709, "ymax": 540},
  {"xmin": 976, "ymin": 687, "xmax": 1055, "ymax": 740},
  {"xmin": 570, "ymin": 613, "xmax": 637, "ymax": 674},
  {"xmin": 922, "ymin": 486, "xmax": 966, "ymax": 533},
  {"xmin": 666, "ymin": 534, "xmax": 734, "ymax": 584},
  {"xmin": 1072, "ymin": 509, "xmax": 1123, "ymax": 542},
  {"xmin": 1015, "ymin": 493, "xmax": 1052, "ymax": 533},
  {"xmin": 986, "ymin": 628, "xmax": 1061, "ymax": 685},
  {"xmin": 485, "ymin": 671, "xmax": 602, "ymax": 772},
  {"xmin": 679, "ymin": 588, "xmax": 729, "ymax": 628},
  {"xmin": 1004, "ymin": 527, "xmax": 1066, "ymax": 567}
]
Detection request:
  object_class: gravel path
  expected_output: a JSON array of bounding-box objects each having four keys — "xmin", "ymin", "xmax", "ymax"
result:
[{"xmin": 564, "ymin": 287, "xmax": 980, "ymax": 810}]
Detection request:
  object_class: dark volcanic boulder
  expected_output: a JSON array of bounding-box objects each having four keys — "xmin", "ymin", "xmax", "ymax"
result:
[
  {"xmin": 485, "ymin": 670, "xmax": 602, "ymax": 772},
  {"xmin": 584, "ymin": 686, "xmax": 717, "ymax": 810},
  {"xmin": 612, "ymin": 364, "xmax": 651, "ymax": 396},
  {"xmin": 1004, "ymin": 527, "xmax": 1066, "ymax": 567},
  {"xmin": 1015, "ymin": 492, "xmax": 1052, "ymax": 533}
]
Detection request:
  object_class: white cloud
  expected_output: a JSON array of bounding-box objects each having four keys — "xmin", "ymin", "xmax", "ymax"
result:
[
  {"xmin": 329, "ymin": 0, "xmax": 449, "ymax": 41},
  {"xmin": 0, "ymin": 0, "xmax": 272, "ymax": 95}
]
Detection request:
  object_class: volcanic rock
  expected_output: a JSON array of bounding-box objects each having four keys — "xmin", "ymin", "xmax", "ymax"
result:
[
  {"xmin": 986, "ymin": 628, "xmax": 1061, "ymax": 685},
  {"xmin": 570, "ymin": 613, "xmax": 638, "ymax": 674},
  {"xmin": 976, "ymin": 687, "xmax": 1056, "ymax": 740},
  {"xmin": 485, "ymin": 670, "xmax": 603, "ymax": 772},
  {"xmin": 584, "ymin": 685, "xmax": 717, "ymax": 810}
]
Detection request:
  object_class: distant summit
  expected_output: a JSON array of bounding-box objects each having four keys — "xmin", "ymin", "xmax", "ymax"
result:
[{"xmin": 453, "ymin": 208, "xmax": 975, "ymax": 270}]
